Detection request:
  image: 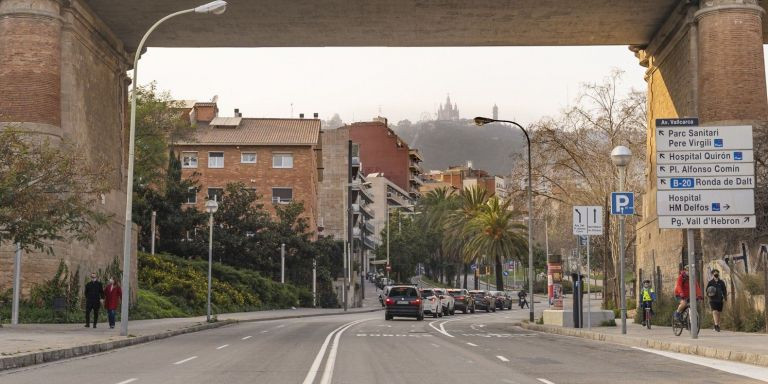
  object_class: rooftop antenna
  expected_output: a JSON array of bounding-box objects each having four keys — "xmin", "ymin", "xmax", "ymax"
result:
[{"xmin": 290, "ymin": 102, "xmax": 294, "ymax": 118}]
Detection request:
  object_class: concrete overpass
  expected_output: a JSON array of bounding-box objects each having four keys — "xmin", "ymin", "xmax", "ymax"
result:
[{"xmin": 0, "ymin": 0, "xmax": 766, "ymax": 298}]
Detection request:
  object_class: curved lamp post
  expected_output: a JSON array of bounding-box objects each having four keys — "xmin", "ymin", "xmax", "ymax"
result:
[
  {"xmin": 205, "ymin": 198, "xmax": 219, "ymax": 322},
  {"xmin": 610, "ymin": 145, "xmax": 631, "ymax": 335},
  {"xmin": 474, "ymin": 116, "xmax": 534, "ymax": 322},
  {"xmin": 120, "ymin": 0, "xmax": 228, "ymax": 336}
]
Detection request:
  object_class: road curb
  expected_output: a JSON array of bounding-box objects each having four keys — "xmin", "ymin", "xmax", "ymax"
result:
[
  {"xmin": 519, "ymin": 322, "xmax": 768, "ymax": 367},
  {"xmin": 0, "ymin": 307, "xmax": 382, "ymax": 372}
]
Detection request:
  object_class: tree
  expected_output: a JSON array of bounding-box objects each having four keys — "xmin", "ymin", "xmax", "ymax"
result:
[
  {"xmin": 445, "ymin": 186, "xmax": 489, "ymax": 288},
  {"xmin": 0, "ymin": 129, "xmax": 111, "ymax": 252},
  {"xmin": 507, "ymin": 70, "xmax": 646, "ymax": 308},
  {"xmin": 462, "ymin": 197, "xmax": 528, "ymax": 290}
]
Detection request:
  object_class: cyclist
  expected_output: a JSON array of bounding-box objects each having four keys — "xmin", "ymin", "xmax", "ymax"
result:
[
  {"xmin": 674, "ymin": 265, "xmax": 702, "ymax": 321},
  {"xmin": 639, "ymin": 279, "xmax": 656, "ymax": 326}
]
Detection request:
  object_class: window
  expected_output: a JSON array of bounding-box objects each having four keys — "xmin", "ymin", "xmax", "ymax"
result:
[
  {"xmin": 208, "ymin": 152, "xmax": 224, "ymax": 168},
  {"xmin": 207, "ymin": 188, "xmax": 224, "ymax": 202},
  {"xmin": 241, "ymin": 152, "xmax": 257, "ymax": 164},
  {"xmin": 272, "ymin": 188, "xmax": 293, "ymax": 204},
  {"xmin": 272, "ymin": 153, "xmax": 293, "ymax": 168},
  {"xmin": 185, "ymin": 187, "xmax": 198, "ymax": 204},
  {"xmin": 181, "ymin": 152, "xmax": 198, "ymax": 168}
]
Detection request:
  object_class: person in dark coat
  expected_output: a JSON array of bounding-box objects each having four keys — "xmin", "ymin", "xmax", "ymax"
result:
[
  {"xmin": 84, "ymin": 273, "xmax": 104, "ymax": 328},
  {"xmin": 706, "ymin": 269, "xmax": 727, "ymax": 332},
  {"xmin": 103, "ymin": 277, "xmax": 122, "ymax": 329}
]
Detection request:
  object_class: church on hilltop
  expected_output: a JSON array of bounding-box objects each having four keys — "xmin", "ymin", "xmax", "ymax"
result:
[{"xmin": 437, "ymin": 95, "xmax": 460, "ymax": 120}]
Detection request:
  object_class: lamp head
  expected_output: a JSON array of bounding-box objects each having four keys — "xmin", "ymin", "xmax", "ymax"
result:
[
  {"xmin": 474, "ymin": 116, "xmax": 495, "ymax": 126},
  {"xmin": 610, "ymin": 145, "xmax": 632, "ymax": 167},
  {"xmin": 195, "ymin": 0, "xmax": 227, "ymax": 15},
  {"xmin": 205, "ymin": 199, "xmax": 219, "ymax": 213}
]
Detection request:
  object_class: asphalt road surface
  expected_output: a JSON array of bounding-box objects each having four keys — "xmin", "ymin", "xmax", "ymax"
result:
[{"xmin": 1, "ymin": 310, "xmax": 765, "ymax": 384}]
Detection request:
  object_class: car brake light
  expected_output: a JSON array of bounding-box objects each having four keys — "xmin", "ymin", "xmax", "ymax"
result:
[
  {"xmin": 411, "ymin": 299, "xmax": 421, "ymax": 305},
  {"xmin": 385, "ymin": 298, "xmax": 394, "ymax": 305},
  {"xmin": 457, "ymin": 296, "xmax": 465, "ymax": 300}
]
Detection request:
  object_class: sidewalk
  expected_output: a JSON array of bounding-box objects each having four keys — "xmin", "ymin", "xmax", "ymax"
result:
[
  {"xmin": 0, "ymin": 305, "xmax": 382, "ymax": 371},
  {"xmin": 521, "ymin": 308, "xmax": 768, "ymax": 367}
]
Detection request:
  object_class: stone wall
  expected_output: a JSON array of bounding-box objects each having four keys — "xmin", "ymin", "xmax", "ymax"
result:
[{"xmin": 0, "ymin": 0, "xmax": 135, "ymax": 300}]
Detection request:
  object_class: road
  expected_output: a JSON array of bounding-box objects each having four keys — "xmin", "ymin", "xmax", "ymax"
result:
[{"xmin": 1, "ymin": 310, "xmax": 765, "ymax": 384}]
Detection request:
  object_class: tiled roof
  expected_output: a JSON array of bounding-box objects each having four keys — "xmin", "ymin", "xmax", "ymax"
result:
[{"xmin": 178, "ymin": 118, "xmax": 321, "ymax": 146}]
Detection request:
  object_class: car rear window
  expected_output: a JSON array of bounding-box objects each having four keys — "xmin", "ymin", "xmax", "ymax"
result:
[
  {"xmin": 389, "ymin": 287, "xmax": 417, "ymax": 297},
  {"xmin": 420, "ymin": 289, "xmax": 435, "ymax": 298}
]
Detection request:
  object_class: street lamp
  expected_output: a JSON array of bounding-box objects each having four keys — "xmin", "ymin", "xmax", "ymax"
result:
[
  {"xmin": 474, "ymin": 116, "xmax": 535, "ymax": 322},
  {"xmin": 610, "ymin": 145, "xmax": 631, "ymax": 335},
  {"xmin": 205, "ymin": 198, "xmax": 219, "ymax": 322},
  {"xmin": 119, "ymin": 1, "xmax": 227, "ymax": 336}
]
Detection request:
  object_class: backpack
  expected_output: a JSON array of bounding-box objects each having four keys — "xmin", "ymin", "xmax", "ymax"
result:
[{"xmin": 706, "ymin": 285, "xmax": 717, "ymax": 297}]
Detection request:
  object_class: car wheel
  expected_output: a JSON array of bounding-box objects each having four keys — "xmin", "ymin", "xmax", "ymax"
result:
[
  {"xmin": 385, "ymin": 314, "xmax": 393, "ymax": 321},
  {"xmin": 438, "ymin": 310, "xmax": 443, "ymax": 318},
  {"xmin": 463, "ymin": 308, "xmax": 467, "ymax": 314},
  {"xmin": 417, "ymin": 314, "xmax": 424, "ymax": 321},
  {"xmin": 433, "ymin": 311, "xmax": 438, "ymax": 318},
  {"xmin": 492, "ymin": 307, "xmax": 496, "ymax": 312},
  {"xmin": 470, "ymin": 306, "xmax": 476, "ymax": 314},
  {"xmin": 486, "ymin": 307, "xmax": 490, "ymax": 313},
  {"xmin": 450, "ymin": 308, "xmax": 455, "ymax": 315}
]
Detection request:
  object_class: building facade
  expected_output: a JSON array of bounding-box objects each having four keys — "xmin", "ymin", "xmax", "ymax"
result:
[{"xmin": 176, "ymin": 114, "xmax": 322, "ymax": 234}]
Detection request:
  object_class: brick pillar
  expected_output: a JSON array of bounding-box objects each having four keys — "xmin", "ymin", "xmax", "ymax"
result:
[
  {"xmin": 0, "ymin": 0, "xmax": 61, "ymax": 126},
  {"xmin": 696, "ymin": 0, "xmax": 768, "ymax": 122}
]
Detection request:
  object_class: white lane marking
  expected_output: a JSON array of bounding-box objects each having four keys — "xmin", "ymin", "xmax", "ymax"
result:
[
  {"xmin": 431, "ymin": 343, "xmax": 440, "ymax": 348},
  {"xmin": 261, "ymin": 330, "xmax": 269, "ymax": 333},
  {"xmin": 537, "ymin": 379, "xmax": 556, "ymax": 384},
  {"xmin": 116, "ymin": 379, "xmax": 138, "ymax": 384},
  {"xmin": 173, "ymin": 356, "xmax": 197, "ymax": 365},
  {"xmin": 496, "ymin": 355, "xmax": 510, "ymax": 362},
  {"xmin": 466, "ymin": 342, "xmax": 478, "ymax": 347},
  {"xmin": 633, "ymin": 347, "xmax": 768, "ymax": 382},
  {"xmin": 241, "ymin": 336, "xmax": 252, "ymax": 340},
  {"xmin": 319, "ymin": 319, "xmax": 372, "ymax": 384},
  {"xmin": 216, "ymin": 344, "xmax": 229, "ymax": 350},
  {"xmin": 301, "ymin": 318, "xmax": 370, "ymax": 384},
  {"xmin": 276, "ymin": 324, "xmax": 286, "ymax": 328}
]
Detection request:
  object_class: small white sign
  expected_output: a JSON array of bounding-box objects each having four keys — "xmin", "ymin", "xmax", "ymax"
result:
[
  {"xmin": 656, "ymin": 163, "xmax": 754, "ymax": 177},
  {"xmin": 573, "ymin": 206, "xmax": 603, "ymax": 235},
  {"xmin": 656, "ymin": 190, "xmax": 755, "ymax": 216},
  {"xmin": 655, "ymin": 125, "xmax": 753, "ymax": 151},
  {"xmin": 659, "ymin": 215, "xmax": 757, "ymax": 229},
  {"xmin": 657, "ymin": 150, "xmax": 754, "ymax": 164},
  {"xmin": 657, "ymin": 176, "xmax": 755, "ymax": 190}
]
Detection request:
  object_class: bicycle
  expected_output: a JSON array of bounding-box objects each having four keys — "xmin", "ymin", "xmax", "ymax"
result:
[
  {"xmin": 642, "ymin": 305, "xmax": 652, "ymax": 330},
  {"xmin": 672, "ymin": 303, "xmax": 700, "ymax": 336}
]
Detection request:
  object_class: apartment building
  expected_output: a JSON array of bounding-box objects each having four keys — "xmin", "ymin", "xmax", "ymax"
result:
[{"xmin": 176, "ymin": 111, "xmax": 322, "ymax": 234}]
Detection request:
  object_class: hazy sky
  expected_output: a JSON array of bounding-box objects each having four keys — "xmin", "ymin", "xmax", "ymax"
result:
[{"xmin": 139, "ymin": 46, "xmax": 649, "ymax": 125}]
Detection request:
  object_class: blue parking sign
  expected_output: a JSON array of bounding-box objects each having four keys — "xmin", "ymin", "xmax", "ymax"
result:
[{"xmin": 611, "ymin": 192, "xmax": 634, "ymax": 215}]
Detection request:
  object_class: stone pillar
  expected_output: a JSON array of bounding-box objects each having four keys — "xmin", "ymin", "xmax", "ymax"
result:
[
  {"xmin": 635, "ymin": 0, "xmax": 768, "ymax": 296},
  {"xmin": 0, "ymin": 0, "xmax": 62, "ymax": 128}
]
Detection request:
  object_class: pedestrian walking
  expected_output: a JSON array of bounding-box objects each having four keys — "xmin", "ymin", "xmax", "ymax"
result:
[
  {"xmin": 706, "ymin": 269, "xmax": 727, "ymax": 332},
  {"xmin": 103, "ymin": 277, "xmax": 122, "ymax": 329},
  {"xmin": 84, "ymin": 273, "xmax": 104, "ymax": 328}
]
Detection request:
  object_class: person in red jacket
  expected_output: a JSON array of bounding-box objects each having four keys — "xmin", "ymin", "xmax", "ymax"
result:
[
  {"xmin": 674, "ymin": 265, "xmax": 702, "ymax": 321},
  {"xmin": 103, "ymin": 277, "xmax": 122, "ymax": 329}
]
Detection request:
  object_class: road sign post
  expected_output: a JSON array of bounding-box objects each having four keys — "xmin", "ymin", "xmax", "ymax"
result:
[
  {"xmin": 654, "ymin": 118, "xmax": 756, "ymax": 339},
  {"xmin": 573, "ymin": 206, "xmax": 603, "ymax": 329}
]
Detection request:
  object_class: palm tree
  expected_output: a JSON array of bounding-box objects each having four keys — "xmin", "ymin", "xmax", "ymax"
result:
[
  {"xmin": 418, "ymin": 187, "xmax": 458, "ymax": 284},
  {"xmin": 444, "ymin": 186, "xmax": 489, "ymax": 289},
  {"xmin": 462, "ymin": 197, "xmax": 528, "ymax": 290}
]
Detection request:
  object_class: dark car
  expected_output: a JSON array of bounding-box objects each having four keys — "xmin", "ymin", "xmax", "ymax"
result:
[
  {"xmin": 385, "ymin": 285, "xmax": 424, "ymax": 321},
  {"xmin": 447, "ymin": 289, "xmax": 475, "ymax": 314},
  {"xmin": 469, "ymin": 290, "xmax": 496, "ymax": 312},
  {"xmin": 491, "ymin": 291, "xmax": 512, "ymax": 310}
]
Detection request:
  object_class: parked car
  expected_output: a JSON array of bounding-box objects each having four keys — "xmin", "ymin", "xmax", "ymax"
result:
[
  {"xmin": 447, "ymin": 289, "xmax": 475, "ymax": 314},
  {"xmin": 433, "ymin": 288, "xmax": 455, "ymax": 315},
  {"xmin": 379, "ymin": 285, "xmax": 393, "ymax": 307},
  {"xmin": 384, "ymin": 285, "xmax": 424, "ymax": 321},
  {"xmin": 490, "ymin": 291, "xmax": 513, "ymax": 310},
  {"xmin": 469, "ymin": 290, "xmax": 496, "ymax": 312},
  {"xmin": 420, "ymin": 288, "xmax": 443, "ymax": 318}
]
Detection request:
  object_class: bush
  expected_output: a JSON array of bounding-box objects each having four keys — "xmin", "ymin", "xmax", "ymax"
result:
[{"xmin": 132, "ymin": 289, "xmax": 188, "ymax": 319}]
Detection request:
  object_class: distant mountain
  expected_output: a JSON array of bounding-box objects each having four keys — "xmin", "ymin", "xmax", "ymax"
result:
[{"xmin": 392, "ymin": 119, "xmax": 527, "ymax": 176}]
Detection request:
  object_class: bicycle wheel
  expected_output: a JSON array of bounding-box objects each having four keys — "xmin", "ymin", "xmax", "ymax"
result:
[
  {"xmin": 672, "ymin": 313, "xmax": 683, "ymax": 336},
  {"xmin": 646, "ymin": 309, "xmax": 652, "ymax": 330},
  {"xmin": 688, "ymin": 308, "xmax": 700, "ymax": 333}
]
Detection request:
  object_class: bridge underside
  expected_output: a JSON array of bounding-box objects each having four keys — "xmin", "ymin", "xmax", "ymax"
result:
[{"xmin": 88, "ymin": 0, "xmax": 686, "ymax": 50}]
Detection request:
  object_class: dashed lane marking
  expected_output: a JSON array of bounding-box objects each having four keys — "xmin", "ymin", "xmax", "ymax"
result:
[
  {"xmin": 466, "ymin": 342, "xmax": 478, "ymax": 347},
  {"xmin": 537, "ymin": 379, "xmax": 556, "ymax": 384},
  {"xmin": 216, "ymin": 344, "xmax": 229, "ymax": 350},
  {"xmin": 496, "ymin": 356, "xmax": 510, "ymax": 362},
  {"xmin": 173, "ymin": 356, "xmax": 197, "ymax": 365},
  {"xmin": 242, "ymin": 336, "xmax": 252, "ymax": 340},
  {"xmin": 355, "ymin": 333, "xmax": 433, "ymax": 337},
  {"xmin": 116, "ymin": 379, "xmax": 138, "ymax": 384}
]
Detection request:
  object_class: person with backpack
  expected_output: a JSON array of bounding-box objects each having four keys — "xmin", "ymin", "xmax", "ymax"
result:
[
  {"xmin": 706, "ymin": 269, "xmax": 727, "ymax": 332},
  {"xmin": 638, "ymin": 279, "xmax": 656, "ymax": 326}
]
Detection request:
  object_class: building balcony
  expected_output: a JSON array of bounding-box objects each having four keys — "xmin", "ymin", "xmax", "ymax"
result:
[
  {"xmin": 358, "ymin": 185, "xmax": 374, "ymax": 203},
  {"xmin": 363, "ymin": 235, "xmax": 377, "ymax": 250},
  {"xmin": 409, "ymin": 175, "xmax": 424, "ymax": 186},
  {"xmin": 409, "ymin": 162, "xmax": 423, "ymax": 174},
  {"xmin": 364, "ymin": 221, "xmax": 375, "ymax": 234},
  {"xmin": 409, "ymin": 149, "xmax": 423, "ymax": 162}
]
